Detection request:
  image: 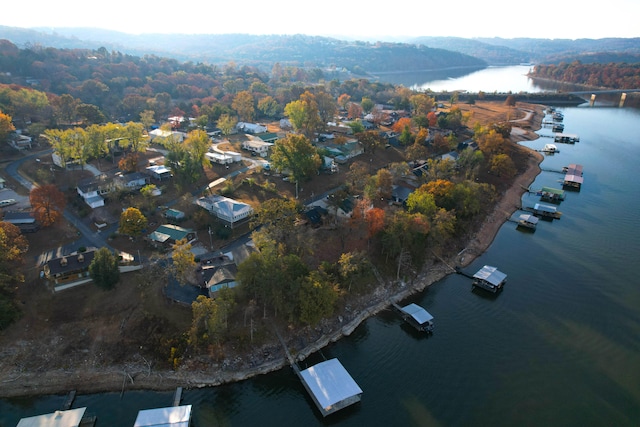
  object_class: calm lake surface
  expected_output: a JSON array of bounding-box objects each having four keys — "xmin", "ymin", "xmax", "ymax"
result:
[{"xmin": 2, "ymin": 68, "xmax": 640, "ymax": 426}]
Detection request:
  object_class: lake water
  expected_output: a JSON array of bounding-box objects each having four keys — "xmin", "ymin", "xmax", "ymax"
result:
[{"xmin": 2, "ymin": 68, "xmax": 640, "ymax": 426}]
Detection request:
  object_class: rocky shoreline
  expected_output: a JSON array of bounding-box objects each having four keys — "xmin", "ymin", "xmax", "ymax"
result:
[{"xmin": 0, "ymin": 106, "xmax": 545, "ymax": 399}]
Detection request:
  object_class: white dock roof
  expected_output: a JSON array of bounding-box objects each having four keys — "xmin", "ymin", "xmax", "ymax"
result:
[
  {"xmin": 473, "ymin": 265, "xmax": 507, "ymax": 286},
  {"xmin": 402, "ymin": 303, "xmax": 434, "ymax": 325},
  {"xmin": 17, "ymin": 408, "xmax": 86, "ymax": 427},
  {"xmin": 133, "ymin": 405, "xmax": 192, "ymax": 427},
  {"xmin": 299, "ymin": 358, "xmax": 363, "ymax": 414}
]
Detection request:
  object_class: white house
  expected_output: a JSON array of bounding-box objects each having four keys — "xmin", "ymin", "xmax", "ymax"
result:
[
  {"xmin": 114, "ymin": 172, "xmax": 149, "ymax": 190},
  {"xmin": 146, "ymin": 165, "xmax": 172, "ymax": 180},
  {"xmin": 77, "ymin": 175, "xmax": 114, "ymax": 209},
  {"xmin": 195, "ymin": 195, "xmax": 254, "ymax": 227},
  {"xmin": 148, "ymin": 128, "xmax": 185, "ymax": 143},
  {"xmin": 241, "ymin": 138, "xmax": 273, "ymax": 157},
  {"xmin": 205, "ymin": 152, "xmax": 234, "ymax": 165},
  {"xmin": 236, "ymin": 122, "xmax": 267, "ymax": 134}
]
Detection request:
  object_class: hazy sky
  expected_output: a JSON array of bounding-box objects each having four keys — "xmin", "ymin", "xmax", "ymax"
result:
[{"xmin": 3, "ymin": 0, "xmax": 639, "ymax": 40}]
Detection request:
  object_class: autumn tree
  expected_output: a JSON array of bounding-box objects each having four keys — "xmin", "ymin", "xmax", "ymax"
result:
[
  {"xmin": 360, "ymin": 97, "xmax": 375, "ymax": 114},
  {"xmin": 189, "ymin": 295, "xmax": 224, "ymax": 347},
  {"xmin": 171, "ymin": 238, "xmax": 197, "ymax": 286},
  {"xmin": 89, "ymin": 247, "xmax": 120, "ymax": 290},
  {"xmin": 346, "ymin": 161, "xmax": 371, "ymax": 194},
  {"xmin": 232, "ymin": 90, "xmax": 255, "ymax": 122},
  {"xmin": 257, "ymin": 95, "xmax": 279, "ymax": 118},
  {"xmin": 217, "ymin": 114, "xmax": 237, "ymax": 135},
  {"xmin": 381, "ymin": 211, "xmax": 430, "ymax": 281},
  {"xmin": 489, "ymin": 153, "xmax": 516, "ymax": 177},
  {"xmin": 0, "ymin": 222, "xmax": 28, "ymax": 329},
  {"xmin": 30, "ymin": 184, "xmax": 66, "ymax": 227},
  {"xmin": 270, "ymin": 134, "xmax": 322, "ymax": 185},
  {"xmin": 298, "ymin": 270, "xmax": 338, "ymax": 326},
  {"xmin": 0, "ymin": 110, "xmax": 15, "ymax": 142},
  {"xmin": 357, "ymin": 130, "xmax": 384, "ymax": 154},
  {"xmin": 337, "ymin": 93, "xmax": 351, "ymax": 111},
  {"xmin": 119, "ymin": 207, "xmax": 148, "ymax": 236}
]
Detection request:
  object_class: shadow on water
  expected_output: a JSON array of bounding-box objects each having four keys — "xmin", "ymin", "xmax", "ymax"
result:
[{"xmin": 471, "ymin": 286, "xmax": 503, "ymax": 301}]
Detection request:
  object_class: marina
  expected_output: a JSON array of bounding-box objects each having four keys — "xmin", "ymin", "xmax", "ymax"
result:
[{"xmin": 392, "ymin": 302, "xmax": 434, "ymax": 333}]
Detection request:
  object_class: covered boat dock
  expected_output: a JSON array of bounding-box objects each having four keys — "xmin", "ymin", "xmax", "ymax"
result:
[
  {"xmin": 472, "ymin": 265, "xmax": 507, "ymax": 293},
  {"xmin": 527, "ymin": 203, "xmax": 562, "ymax": 219},
  {"xmin": 517, "ymin": 213, "xmax": 539, "ymax": 230},
  {"xmin": 563, "ymin": 164, "xmax": 583, "ymax": 190},
  {"xmin": 540, "ymin": 186, "xmax": 566, "ymax": 203},
  {"xmin": 133, "ymin": 404, "xmax": 192, "ymax": 427},
  {"xmin": 393, "ymin": 302, "xmax": 434, "ymax": 332},
  {"xmin": 298, "ymin": 358, "xmax": 363, "ymax": 417},
  {"xmin": 17, "ymin": 408, "xmax": 90, "ymax": 427}
]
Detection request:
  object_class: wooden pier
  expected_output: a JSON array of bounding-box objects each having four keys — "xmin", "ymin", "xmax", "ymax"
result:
[
  {"xmin": 62, "ymin": 390, "xmax": 76, "ymax": 410},
  {"xmin": 173, "ymin": 387, "xmax": 183, "ymax": 407}
]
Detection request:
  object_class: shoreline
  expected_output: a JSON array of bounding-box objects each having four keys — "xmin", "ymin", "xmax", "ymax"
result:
[{"xmin": 0, "ymin": 106, "xmax": 545, "ymax": 399}]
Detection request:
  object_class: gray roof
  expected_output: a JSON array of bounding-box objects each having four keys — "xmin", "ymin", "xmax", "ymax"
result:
[
  {"xmin": 401, "ymin": 303, "xmax": 434, "ymax": 325},
  {"xmin": 17, "ymin": 407, "xmax": 87, "ymax": 427},
  {"xmin": 473, "ymin": 265, "xmax": 507, "ymax": 286},
  {"xmin": 300, "ymin": 358, "xmax": 362, "ymax": 414}
]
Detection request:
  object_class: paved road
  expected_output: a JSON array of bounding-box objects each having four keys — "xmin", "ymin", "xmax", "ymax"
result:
[{"xmin": 5, "ymin": 149, "xmax": 114, "ymax": 265}]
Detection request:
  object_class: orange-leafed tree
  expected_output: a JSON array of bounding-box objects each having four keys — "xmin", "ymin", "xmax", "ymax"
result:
[
  {"xmin": 30, "ymin": 184, "xmax": 66, "ymax": 227},
  {"xmin": 365, "ymin": 207, "xmax": 385, "ymax": 240},
  {"xmin": 392, "ymin": 117, "xmax": 412, "ymax": 134}
]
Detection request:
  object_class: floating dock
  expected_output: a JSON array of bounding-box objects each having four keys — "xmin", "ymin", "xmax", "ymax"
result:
[
  {"xmin": 563, "ymin": 164, "xmax": 583, "ymax": 190},
  {"xmin": 517, "ymin": 213, "xmax": 539, "ymax": 231},
  {"xmin": 524, "ymin": 203, "xmax": 562, "ymax": 220},
  {"xmin": 472, "ymin": 265, "xmax": 507, "ymax": 293},
  {"xmin": 133, "ymin": 405, "xmax": 193, "ymax": 427},
  {"xmin": 392, "ymin": 302, "xmax": 434, "ymax": 333},
  {"xmin": 17, "ymin": 408, "xmax": 89, "ymax": 427},
  {"xmin": 298, "ymin": 358, "xmax": 363, "ymax": 417},
  {"xmin": 554, "ymin": 133, "xmax": 579, "ymax": 143},
  {"xmin": 539, "ymin": 186, "xmax": 566, "ymax": 203}
]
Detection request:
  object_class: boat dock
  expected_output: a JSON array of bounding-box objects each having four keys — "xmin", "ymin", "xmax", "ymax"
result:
[
  {"xmin": 517, "ymin": 213, "xmax": 539, "ymax": 231},
  {"xmin": 539, "ymin": 186, "xmax": 566, "ymax": 203},
  {"xmin": 472, "ymin": 265, "xmax": 507, "ymax": 293},
  {"xmin": 274, "ymin": 325, "xmax": 362, "ymax": 417},
  {"xmin": 554, "ymin": 133, "xmax": 580, "ymax": 143},
  {"xmin": 523, "ymin": 203, "xmax": 562, "ymax": 219},
  {"xmin": 391, "ymin": 302, "xmax": 434, "ymax": 333},
  {"xmin": 172, "ymin": 387, "xmax": 183, "ymax": 407},
  {"xmin": 563, "ymin": 164, "xmax": 583, "ymax": 190}
]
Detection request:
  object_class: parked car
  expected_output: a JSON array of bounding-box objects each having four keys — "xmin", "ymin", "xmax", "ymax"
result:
[{"xmin": 0, "ymin": 199, "xmax": 17, "ymax": 207}]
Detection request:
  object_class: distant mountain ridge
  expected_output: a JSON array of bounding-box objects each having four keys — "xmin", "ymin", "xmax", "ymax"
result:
[
  {"xmin": 0, "ymin": 26, "xmax": 485, "ymax": 73},
  {"xmin": 411, "ymin": 36, "xmax": 640, "ymax": 65},
  {"xmin": 1, "ymin": 26, "xmax": 638, "ymax": 73}
]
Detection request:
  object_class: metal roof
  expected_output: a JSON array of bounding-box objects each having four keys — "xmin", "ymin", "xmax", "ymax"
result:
[
  {"xmin": 534, "ymin": 203, "xmax": 557, "ymax": 213},
  {"xmin": 133, "ymin": 405, "xmax": 192, "ymax": 427},
  {"xmin": 17, "ymin": 408, "xmax": 86, "ymax": 427},
  {"xmin": 299, "ymin": 358, "xmax": 363, "ymax": 413},
  {"xmin": 401, "ymin": 303, "xmax": 434, "ymax": 325},
  {"xmin": 519, "ymin": 214, "xmax": 539, "ymax": 224},
  {"xmin": 473, "ymin": 265, "xmax": 507, "ymax": 286}
]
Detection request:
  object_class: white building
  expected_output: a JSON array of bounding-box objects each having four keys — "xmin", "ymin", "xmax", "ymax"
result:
[{"xmin": 195, "ymin": 195, "xmax": 254, "ymax": 227}]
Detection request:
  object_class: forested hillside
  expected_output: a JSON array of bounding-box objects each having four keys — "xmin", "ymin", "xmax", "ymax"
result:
[
  {"xmin": 0, "ymin": 27, "xmax": 486, "ymax": 73},
  {"xmin": 530, "ymin": 61, "xmax": 640, "ymax": 89}
]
